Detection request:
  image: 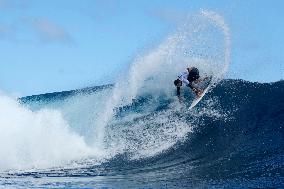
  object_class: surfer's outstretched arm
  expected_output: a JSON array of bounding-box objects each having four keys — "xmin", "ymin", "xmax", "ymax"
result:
[
  {"xmin": 177, "ymin": 86, "xmax": 181, "ymax": 96},
  {"xmin": 176, "ymin": 87, "xmax": 183, "ymax": 103}
]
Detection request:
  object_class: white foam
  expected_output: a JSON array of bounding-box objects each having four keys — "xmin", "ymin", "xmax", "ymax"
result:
[{"xmin": 0, "ymin": 94, "xmax": 92, "ymax": 171}]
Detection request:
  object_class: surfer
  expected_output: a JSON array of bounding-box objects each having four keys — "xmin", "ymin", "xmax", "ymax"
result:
[{"xmin": 174, "ymin": 67, "xmax": 204, "ymax": 99}]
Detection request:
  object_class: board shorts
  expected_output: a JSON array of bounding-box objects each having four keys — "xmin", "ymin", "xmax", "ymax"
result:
[{"xmin": 187, "ymin": 67, "xmax": 200, "ymax": 82}]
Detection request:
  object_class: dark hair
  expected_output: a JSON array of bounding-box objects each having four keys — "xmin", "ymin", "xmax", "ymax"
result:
[{"xmin": 174, "ymin": 79, "xmax": 181, "ymax": 86}]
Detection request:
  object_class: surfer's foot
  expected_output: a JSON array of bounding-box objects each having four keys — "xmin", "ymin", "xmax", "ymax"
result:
[
  {"xmin": 192, "ymin": 88, "xmax": 200, "ymax": 97},
  {"xmin": 195, "ymin": 90, "xmax": 203, "ymax": 97}
]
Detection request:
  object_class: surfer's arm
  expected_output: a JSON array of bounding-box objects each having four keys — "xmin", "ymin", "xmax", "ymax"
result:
[
  {"xmin": 176, "ymin": 86, "xmax": 183, "ymax": 103},
  {"xmin": 176, "ymin": 87, "xmax": 183, "ymax": 103},
  {"xmin": 177, "ymin": 86, "xmax": 181, "ymax": 96}
]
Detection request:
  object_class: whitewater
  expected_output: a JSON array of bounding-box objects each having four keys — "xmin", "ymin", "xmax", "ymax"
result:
[{"xmin": 0, "ymin": 11, "xmax": 283, "ymax": 188}]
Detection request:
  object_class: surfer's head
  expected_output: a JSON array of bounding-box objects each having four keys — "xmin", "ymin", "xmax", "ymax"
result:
[{"xmin": 174, "ymin": 79, "xmax": 182, "ymax": 87}]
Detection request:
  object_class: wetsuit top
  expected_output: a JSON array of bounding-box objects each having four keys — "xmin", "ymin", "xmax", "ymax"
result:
[
  {"xmin": 176, "ymin": 67, "xmax": 200, "ymax": 96},
  {"xmin": 178, "ymin": 70, "xmax": 190, "ymax": 86},
  {"xmin": 178, "ymin": 67, "xmax": 200, "ymax": 85}
]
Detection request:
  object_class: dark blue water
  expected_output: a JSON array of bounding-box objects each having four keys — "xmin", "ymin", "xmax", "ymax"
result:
[{"xmin": 1, "ymin": 79, "xmax": 284, "ymax": 188}]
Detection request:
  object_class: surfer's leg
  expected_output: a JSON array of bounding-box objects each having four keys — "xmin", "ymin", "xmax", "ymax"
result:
[
  {"xmin": 193, "ymin": 75, "xmax": 212, "ymax": 84},
  {"xmin": 187, "ymin": 82, "xmax": 194, "ymax": 89},
  {"xmin": 193, "ymin": 78, "xmax": 202, "ymax": 84},
  {"xmin": 193, "ymin": 88, "xmax": 203, "ymax": 97},
  {"xmin": 188, "ymin": 82, "xmax": 202, "ymax": 96}
]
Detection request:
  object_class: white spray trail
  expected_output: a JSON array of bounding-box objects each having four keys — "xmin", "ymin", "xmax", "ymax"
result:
[{"xmin": 201, "ymin": 10, "xmax": 231, "ymax": 79}]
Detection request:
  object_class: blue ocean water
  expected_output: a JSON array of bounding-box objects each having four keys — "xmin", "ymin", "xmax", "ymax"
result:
[{"xmin": 0, "ymin": 79, "xmax": 283, "ymax": 188}]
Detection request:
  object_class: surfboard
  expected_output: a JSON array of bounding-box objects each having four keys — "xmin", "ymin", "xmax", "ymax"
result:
[
  {"xmin": 189, "ymin": 77, "xmax": 213, "ymax": 109},
  {"xmin": 189, "ymin": 86, "xmax": 210, "ymax": 109}
]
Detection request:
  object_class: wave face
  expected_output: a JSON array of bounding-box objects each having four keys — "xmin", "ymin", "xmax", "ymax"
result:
[{"xmin": 0, "ymin": 79, "xmax": 283, "ymax": 188}]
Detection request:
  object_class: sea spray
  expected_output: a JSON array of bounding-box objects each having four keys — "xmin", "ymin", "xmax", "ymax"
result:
[
  {"xmin": 92, "ymin": 10, "xmax": 231, "ymax": 155},
  {"xmin": 201, "ymin": 10, "xmax": 231, "ymax": 79}
]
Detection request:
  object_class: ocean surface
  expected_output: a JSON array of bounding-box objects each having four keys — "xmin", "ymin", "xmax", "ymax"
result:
[{"xmin": 0, "ymin": 79, "xmax": 283, "ymax": 188}]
